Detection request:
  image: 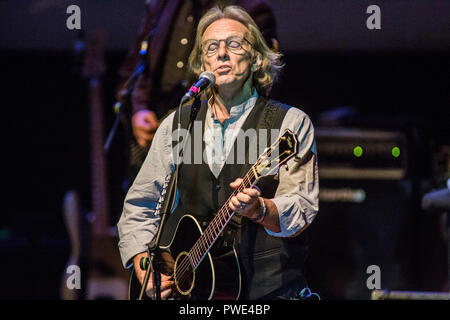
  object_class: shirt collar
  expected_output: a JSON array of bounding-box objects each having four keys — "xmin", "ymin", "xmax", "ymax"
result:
[{"xmin": 208, "ymin": 89, "xmax": 259, "ymax": 120}]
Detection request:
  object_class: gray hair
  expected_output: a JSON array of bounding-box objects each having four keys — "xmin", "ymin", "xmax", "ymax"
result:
[{"xmin": 188, "ymin": 5, "xmax": 283, "ymax": 96}]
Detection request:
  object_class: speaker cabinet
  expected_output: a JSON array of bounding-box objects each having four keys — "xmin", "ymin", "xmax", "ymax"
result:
[{"xmin": 305, "ymin": 178, "xmax": 419, "ymax": 299}]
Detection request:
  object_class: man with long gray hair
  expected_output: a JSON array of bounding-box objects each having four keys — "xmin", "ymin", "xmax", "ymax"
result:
[{"xmin": 118, "ymin": 5, "xmax": 319, "ymax": 300}]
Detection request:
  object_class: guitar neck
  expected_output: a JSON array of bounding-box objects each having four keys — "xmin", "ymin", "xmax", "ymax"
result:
[
  {"xmin": 184, "ymin": 129, "xmax": 299, "ymax": 271},
  {"xmin": 189, "ymin": 165, "xmax": 259, "ymax": 270},
  {"xmin": 89, "ymin": 77, "xmax": 110, "ymax": 236}
]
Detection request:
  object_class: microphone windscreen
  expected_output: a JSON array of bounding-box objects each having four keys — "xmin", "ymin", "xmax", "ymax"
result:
[{"xmin": 199, "ymin": 71, "xmax": 216, "ymax": 86}]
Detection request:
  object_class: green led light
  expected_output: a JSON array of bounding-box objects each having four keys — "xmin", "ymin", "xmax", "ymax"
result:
[
  {"xmin": 353, "ymin": 146, "xmax": 363, "ymax": 157},
  {"xmin": 392, "ymin": 147, "xmax": 400, "ymax": 158}
]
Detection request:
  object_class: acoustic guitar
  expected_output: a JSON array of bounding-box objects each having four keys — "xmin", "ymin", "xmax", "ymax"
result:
[{"xmin": 128, "ymin": 129, "xmax": 299, "ymax": 300}]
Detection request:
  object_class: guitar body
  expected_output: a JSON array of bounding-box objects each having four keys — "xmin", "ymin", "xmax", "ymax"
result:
[{"xmin": 129, "ymin": 214, "xmax": 241, "ymax": 300}]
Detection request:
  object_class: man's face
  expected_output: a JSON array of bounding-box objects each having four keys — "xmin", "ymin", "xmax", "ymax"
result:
[{"xmin": 201, "ymin": 18, "xmax": 253, "ymax": 92}]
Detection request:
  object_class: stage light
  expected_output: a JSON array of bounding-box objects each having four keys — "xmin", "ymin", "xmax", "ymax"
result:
[
  {"xmin": 392, "ymin": 147, "xmax": 400, "ymax": 158},
  {"xmin": 353, "ymin": 146, "xmax": 363, "ymax": 157}
]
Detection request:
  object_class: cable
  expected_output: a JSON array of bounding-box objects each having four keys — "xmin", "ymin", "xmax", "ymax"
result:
[{"xmin": 296, "ymin": 287, "xmax": 321, "ymax": 300}]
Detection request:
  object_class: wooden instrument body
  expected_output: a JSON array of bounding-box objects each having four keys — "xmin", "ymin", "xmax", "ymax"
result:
[{"xmin": 128, "ymin": 214, "xmax": 241, "ymax": 300}]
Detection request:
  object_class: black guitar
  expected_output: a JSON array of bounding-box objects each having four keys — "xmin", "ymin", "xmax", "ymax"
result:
[{"xmin": 128, "ymin": 129, "xmax": 299, "ymax": 300}]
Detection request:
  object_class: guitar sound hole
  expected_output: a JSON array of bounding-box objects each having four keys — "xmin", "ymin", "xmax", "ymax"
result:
[{"xmin": 174, "ymin": 252, "xmax": 195, "ymax": 295}]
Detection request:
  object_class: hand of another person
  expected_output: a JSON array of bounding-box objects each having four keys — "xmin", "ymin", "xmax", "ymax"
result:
[{"xmin": 132, "ymin": 110, "xmax": 159, "ymax": 148}]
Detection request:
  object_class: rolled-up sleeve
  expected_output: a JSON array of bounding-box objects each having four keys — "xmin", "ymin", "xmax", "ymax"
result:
[
  {"xmin": 266, "ymin": 108, "xmax": 319, "ymax": 237},
  {"xmin": 117, "ymin": 112, "xmax": 176, "ymax": 268}
]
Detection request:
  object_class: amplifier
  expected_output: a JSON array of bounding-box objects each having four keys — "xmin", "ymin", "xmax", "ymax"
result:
[
  {"xmin": 315, "ymin": 127, "xmax": 408, "ymax": 180},
  {"xmin": 306, "ymin": 126, "xmax": 418, "ymax": 299},
  {"xmin": 306, "ymin": 126, "xmax": 447, "ymax": 299}
]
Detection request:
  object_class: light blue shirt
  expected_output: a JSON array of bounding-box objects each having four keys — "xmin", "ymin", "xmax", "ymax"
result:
[
  {"xmin": 117, "ymin": 94, "xmax": 319, "ymax": 268},
  {"xmin": 204, "ymin": 90, "xmax": 258, "ymax": 178}
]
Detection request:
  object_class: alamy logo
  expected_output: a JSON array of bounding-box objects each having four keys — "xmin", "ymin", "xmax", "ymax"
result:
[
  {"xmin": 171, "ymin": 124, "xmax": 282, "ymax": 169},
  {"xmin": 66, "ymin": 265, "xmax": 81, "ymax": 290},
  {"xmin": 366, "ymin": 265, "xmax": 381, "ymax": 290},
  {"xmin": 366, "ymin": 5, "xmax": 381, "ymax": 30},
  {"xmin": 66, "ymin": 5, "xmax": 81, "ymax": 30}
]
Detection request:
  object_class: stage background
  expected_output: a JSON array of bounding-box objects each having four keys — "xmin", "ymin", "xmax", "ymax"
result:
[{"xmin": 0, "ymin": 0, "xmax": 448, "ymax": 299}]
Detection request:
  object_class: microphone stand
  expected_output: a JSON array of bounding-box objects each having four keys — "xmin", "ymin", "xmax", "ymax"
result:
[
  {"xmin": 138, "ymin": 96, "xmax": 202, "ymax": 300},
  {"xmin": 104, "ymin": 29, "xmax": 156, "ymax": 152}
]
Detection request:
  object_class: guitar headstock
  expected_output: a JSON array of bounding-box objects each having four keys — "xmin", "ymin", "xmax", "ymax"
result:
[{"xmin": 254, "ymin": 129, "xmax": 298, "ymax": 177}]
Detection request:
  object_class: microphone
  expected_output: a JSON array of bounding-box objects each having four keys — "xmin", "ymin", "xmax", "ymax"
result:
[{"xmin": 180, "ymin": 71, "xmax": 215, "ymax": 104}]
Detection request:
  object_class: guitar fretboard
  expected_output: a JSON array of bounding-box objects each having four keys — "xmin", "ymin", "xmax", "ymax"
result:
[
  {"xmin": 188, "ymin": 165, "xmax": 258, "ymax": 270},
  {"xmin": 181, "ymin": 130, "xmax": 297, "ymax": 271}
]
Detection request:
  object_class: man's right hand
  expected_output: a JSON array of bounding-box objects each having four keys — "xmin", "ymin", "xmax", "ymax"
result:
[
  {"xmin": 132, "ymin": 110, "xmax": 159, "ymax": 148},
  {"xmin": 133, "ymin": 253, "xmax": 174, "ymax": 299}
]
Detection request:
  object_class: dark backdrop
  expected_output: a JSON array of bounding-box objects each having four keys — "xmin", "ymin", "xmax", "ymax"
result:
[
  {"xmin": 1, "ymin": 50, "xmax": 448, "ymax": 299},
  {"xmin": 0, "ymin": 0, "xmax": 449, "ymax": 300}
]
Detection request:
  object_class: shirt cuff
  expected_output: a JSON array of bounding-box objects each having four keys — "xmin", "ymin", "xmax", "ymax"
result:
[
  {"xmin": 118, "ymin": 235, "xmax": 150, "ymax": 269},
  {"xmin": 265, "ymin": 195, "xmax": 308, "ymax": 237}
]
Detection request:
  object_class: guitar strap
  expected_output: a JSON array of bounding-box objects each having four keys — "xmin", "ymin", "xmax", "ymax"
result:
[{"xmin": 230, "ymin": 98, "xmax": 290, "ymax": 245}]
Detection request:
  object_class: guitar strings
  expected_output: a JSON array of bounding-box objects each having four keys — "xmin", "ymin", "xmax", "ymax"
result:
[
  {"xmin": 173, "ymin": 171, "xmax": 256, "ymax": 288},
  {"xmin": 174, "ymin": 171, "xmax": 255, "ymax": 287},
  {"xmin": 172, "ymin": 145, "xmax": 292, "ymax": 290},
  {"xmin": 173, "ymin": 147, "xmax": 292, "ymax": 289},
  {"xmin": 188, "ymin": 145, "xmax": 290, "ymax": 266},
  {"xmin": 173, "ymin": 149, "xmax": 291, "ymax": 289},
  {"xmin": 190, "ymin": 169, "xmax": 254, "ymax": 263}
]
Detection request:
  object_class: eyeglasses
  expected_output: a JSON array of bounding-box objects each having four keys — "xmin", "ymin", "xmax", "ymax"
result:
[{"xmin": 201, "ymin": 36, "xmax": 252, "ymax": 56}]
